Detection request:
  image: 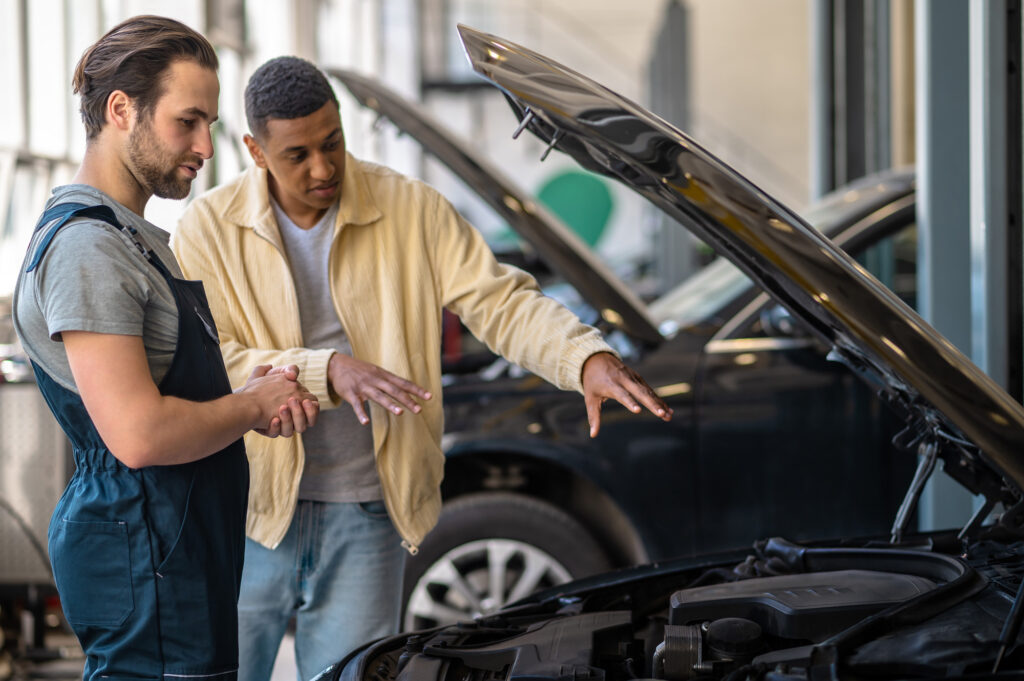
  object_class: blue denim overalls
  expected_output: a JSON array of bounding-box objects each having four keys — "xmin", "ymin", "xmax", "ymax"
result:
[{"xmin": 25, "ymin": 203, "xmax": 249, "ymax": 681}]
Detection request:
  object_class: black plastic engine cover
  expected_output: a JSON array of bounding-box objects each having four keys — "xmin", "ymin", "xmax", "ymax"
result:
[
  {"xmin": 417, "ymin": 611, "xmax": 632, "ymax": 681},
  {"xmin": 669, "ymin": 570, "xmax": 935, "ymax": 641}
]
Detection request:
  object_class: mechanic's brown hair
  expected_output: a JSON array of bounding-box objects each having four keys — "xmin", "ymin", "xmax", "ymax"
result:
[{"xmin": 72, "ymin": 15, "xmax": 218, "ymax": 140}]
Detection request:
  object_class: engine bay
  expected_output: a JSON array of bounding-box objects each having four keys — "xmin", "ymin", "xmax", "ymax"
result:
[{"xmin": 334, "ymin": 538, "xmax": 1024, "ymax": 681}]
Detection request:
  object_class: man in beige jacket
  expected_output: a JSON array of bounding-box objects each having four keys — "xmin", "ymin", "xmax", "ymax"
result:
[{"xmin": 172, "ymin": 56, "xmax": 670, "ymax": 681}]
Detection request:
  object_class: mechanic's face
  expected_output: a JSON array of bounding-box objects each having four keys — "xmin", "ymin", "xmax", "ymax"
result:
[
  {"xmin": 244, "ymin": 101, "xmax": 346, "ymax": 228},
  {"xmin": 127, "ymin": 59, "xmax": 217, "ymax": 200}
]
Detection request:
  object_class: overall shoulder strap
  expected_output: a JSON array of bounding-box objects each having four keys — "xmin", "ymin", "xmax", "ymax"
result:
[
  {"xmin": 26, "ymin": 203, "xmax": 124, "ymax": 272},
  {"xmin": 25, "ymin": 201, "xmax": 173, "ymax": 280}
]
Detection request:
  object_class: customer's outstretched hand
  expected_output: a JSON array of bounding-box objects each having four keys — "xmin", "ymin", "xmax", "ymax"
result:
[{"xmin": 581, "ymin": 352, "xmax": 672, "ymax": 438}]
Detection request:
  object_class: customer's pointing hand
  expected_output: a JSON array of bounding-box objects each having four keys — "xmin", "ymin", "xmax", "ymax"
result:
[{"xmin": 581, "ymin": 352, "xmax": 672, "ymax": 438}]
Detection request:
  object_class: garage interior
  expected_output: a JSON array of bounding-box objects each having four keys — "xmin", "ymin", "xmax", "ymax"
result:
[{"xmin": 1, "ymin": 1, "xmax": 1023, "ymax": 680}]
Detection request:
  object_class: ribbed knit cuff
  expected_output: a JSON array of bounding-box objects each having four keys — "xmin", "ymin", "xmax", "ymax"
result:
[
  {"xmin": 304, "ymin": 348, "xmax": 338, "ymax": 406},
  {"xmin": 561, "ymin": 333, "xmax": 619, "ymax": 393}
]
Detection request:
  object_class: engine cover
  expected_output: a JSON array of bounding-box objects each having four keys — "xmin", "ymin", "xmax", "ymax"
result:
[{"xmin": 669, "ymin": 569, "xmax": 935, "ymax": 641}]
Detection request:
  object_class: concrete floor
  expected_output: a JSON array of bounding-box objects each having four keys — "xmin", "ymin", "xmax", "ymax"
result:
[
  {"xmin": 7, "ymin": 630, "xmax": 81, "ymax": 681},
  {"xmin": 270, "ymin": 634, "xmax": 296, "ymax": 681},
  {"xmin": 9, "ymin": 631, "xmax": 296, "ymax": 681}
]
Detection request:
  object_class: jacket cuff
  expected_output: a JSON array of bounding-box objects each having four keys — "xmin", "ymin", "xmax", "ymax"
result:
[
  {"xmin": 304, "ymin": 348, "xmax": 337, "ymax": 406},
  {"xmin": 562, "ymin": 334, "xmax": 619, "ymax": 393}
]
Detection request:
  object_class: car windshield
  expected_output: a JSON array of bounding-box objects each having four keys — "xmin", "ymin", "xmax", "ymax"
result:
[
  {"xmin": 647, "ymin": 190, "xmax": 881, "ymax": 334},
  {"xmin": 647, "ymin": 257, "xmax": 749, "ymax": 333}
]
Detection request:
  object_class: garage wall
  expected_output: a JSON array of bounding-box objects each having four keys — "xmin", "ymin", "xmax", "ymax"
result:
[{"xmin": 684, "ymin": 0, "xmax": 811, "ymax": 211}]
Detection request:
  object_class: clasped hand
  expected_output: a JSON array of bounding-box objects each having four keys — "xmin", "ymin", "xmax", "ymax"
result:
[{"xmin": 239, "ymin": 364, "xmax": 320, "ymax": 437}]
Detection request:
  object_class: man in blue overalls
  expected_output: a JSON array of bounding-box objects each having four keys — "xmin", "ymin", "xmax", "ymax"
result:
[{"xmin": 12, "ymin": 16, "xmax": 320, "ymax": 681}]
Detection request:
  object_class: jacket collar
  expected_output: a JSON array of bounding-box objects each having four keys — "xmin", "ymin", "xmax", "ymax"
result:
[{"xmin": 219, "ymin": 152, "xmax": 383, "ymax": 246}]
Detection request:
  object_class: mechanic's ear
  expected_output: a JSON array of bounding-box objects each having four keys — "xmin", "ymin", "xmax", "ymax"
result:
[
  {"xmin": 243, "ymin": 134, "xmax": 268, "ymax": 169},
  {"xmin": 106, "ymin": 90, "xmax": 134, "ymax": 132}
]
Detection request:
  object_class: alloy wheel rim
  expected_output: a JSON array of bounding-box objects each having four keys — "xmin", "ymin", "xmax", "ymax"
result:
[{"xmin": 404, "ymin": 538, "xmax": 573, "ymax": 630}]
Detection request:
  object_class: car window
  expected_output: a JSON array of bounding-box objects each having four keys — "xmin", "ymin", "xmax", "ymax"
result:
[
  {"xmin": 648, "ymin": 201, "xmax": 921, "ymax": 333},
  {"xmin": 854, "ymin": 223, "xmax": 918, "ymax": 309},
  {"xmin": 445, "ymin": 216, "xmax": 920, "ymax": 362},
  {"xmin": 647, "ymin": 257, "xmax": 751, "ymax": 333},
  {"xmin": 732, "ymin": 221, "xmax": 919, "ymax": 340}
]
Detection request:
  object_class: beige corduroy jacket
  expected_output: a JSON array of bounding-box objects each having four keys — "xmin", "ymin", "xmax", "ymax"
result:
[{"xmin": 171, "ymin": 155, "xmax": 613, "ymax": 552}]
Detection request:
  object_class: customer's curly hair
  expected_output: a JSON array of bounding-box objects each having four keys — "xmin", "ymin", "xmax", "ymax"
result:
[{"xmin": 245, "ymin": 56, "xmax": 339, "ymax": 139}]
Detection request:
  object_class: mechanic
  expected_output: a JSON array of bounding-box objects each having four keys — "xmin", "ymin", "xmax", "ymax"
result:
[
  {"xmin": 171, "ymin": 55, "xmax": 672, "ymax": 681},
  {"xmin": 12, "ymin": 17, "xmax": 319, "ymax": 681}
]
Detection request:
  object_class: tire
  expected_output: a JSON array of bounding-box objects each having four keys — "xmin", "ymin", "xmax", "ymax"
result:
[{"xmin": 402, "ymin": 492, "xmax": 610, "ymax": 630}]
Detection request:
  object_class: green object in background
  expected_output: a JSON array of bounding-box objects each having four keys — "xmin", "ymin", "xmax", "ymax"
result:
[{"xmin": 537, "ymin": 170, "xmax": 614, "ymax": 247}]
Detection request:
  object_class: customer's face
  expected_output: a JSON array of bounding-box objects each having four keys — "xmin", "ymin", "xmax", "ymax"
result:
[
  {"xmin": 127, "ymin": 59, "xmax": 218, "ymax": 200},
  {"xmin": 245, "ymin": 102, "xmax": 346, "ymax": 227}
]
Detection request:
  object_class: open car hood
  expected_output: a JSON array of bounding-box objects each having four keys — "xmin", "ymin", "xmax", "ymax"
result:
[
  {"xmin": 327, "ymin": 68, "xmax": 661, "ymax": 345},
  {"xmin": 457, "ymin": 25, "xmax": 1024, "ymax": 527}
]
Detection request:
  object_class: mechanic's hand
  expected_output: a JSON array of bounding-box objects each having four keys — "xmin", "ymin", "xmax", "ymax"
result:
[
  {"xmin": 581, "ymin": 352, "xmax": 672, "ymax": 438},
  {"xmin": 241, "ymin": 364, "xmax": 320, "ymax": 437},
  {"xmin": 267, "ymin": 364, "xmax": 321, "ymax": 437},
  {"xmin": 327, "ymin": 353, "xmax": 432, "ymax": 425}
]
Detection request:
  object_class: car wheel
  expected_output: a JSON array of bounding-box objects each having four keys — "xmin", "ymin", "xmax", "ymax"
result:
[{"xmin": 402, "ymin": 492, "xmax": 610, "ymax": 630}]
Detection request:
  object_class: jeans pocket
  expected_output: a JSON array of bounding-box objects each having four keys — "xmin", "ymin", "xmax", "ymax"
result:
[
  {"xmin": 355, "ymin": 499, "xmax": 389, "ymax": 520},
  {"xmin": 51, "ymin": 519, "xmax": 134, "ymax": 628}
]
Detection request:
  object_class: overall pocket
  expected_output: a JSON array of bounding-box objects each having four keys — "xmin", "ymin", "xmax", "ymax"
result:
[
  {"xmin": 153, "ymin": 469, "xmax": 197, "ymax": 575},
  {"xmin": 50, "ymin": 519, "xmax": 134, "ymax": 628}
]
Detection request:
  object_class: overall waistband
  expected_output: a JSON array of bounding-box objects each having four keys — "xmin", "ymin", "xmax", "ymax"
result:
[{"xmin": 72, "ymin": 447, "xmax": 135, "ymax": 472}]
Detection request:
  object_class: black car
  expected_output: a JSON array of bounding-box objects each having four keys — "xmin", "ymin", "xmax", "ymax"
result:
[
  {"xmin": 315, "ymin": 26, "xmax": 1024, "ymax": 681},
  {"xmin": 330, "ymin": 70, "xmax": 922, "ymax": 632}
]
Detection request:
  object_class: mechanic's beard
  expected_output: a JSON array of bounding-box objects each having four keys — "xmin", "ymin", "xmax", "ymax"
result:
[{"xmin": 127, "ymin": 119, "xmax": 194, "ymax": 200}]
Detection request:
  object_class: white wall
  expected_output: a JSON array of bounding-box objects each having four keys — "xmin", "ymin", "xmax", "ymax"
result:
[
  {"xmin": 686, "ymin": 0, "xmax": 811, "ymax": 210},
  {"xmin": 0, "ymin": 0, "xmax": 814, "ymax": 295}
]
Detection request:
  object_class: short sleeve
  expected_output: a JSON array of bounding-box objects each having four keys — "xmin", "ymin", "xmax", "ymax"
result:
[{"xmin": 32, "ymin": 220, "xmax": 151, "ymax": 341}]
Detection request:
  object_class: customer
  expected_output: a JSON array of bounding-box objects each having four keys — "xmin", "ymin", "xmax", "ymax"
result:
[
  {"xmin": 172, "ymin": 55, "xmax": 671, "ymax": 681},
  {"xmin": 13, "ymin": 17, "xmax": 319, "ymax": 681}
]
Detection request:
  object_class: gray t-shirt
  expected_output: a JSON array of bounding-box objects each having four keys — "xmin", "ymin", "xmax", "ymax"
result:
[
  {"xmin": 271, "ymin": 197, "xmax": 380, "ymax": 502},
  {"xmin": 13, "ymin": 185, "xmax": 182, "ymax": 394}
]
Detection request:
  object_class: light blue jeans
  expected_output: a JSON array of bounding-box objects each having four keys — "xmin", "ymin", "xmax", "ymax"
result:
[{"xmin": 237, "ymin": 499, "xmax": 406, "ymax": 681}]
